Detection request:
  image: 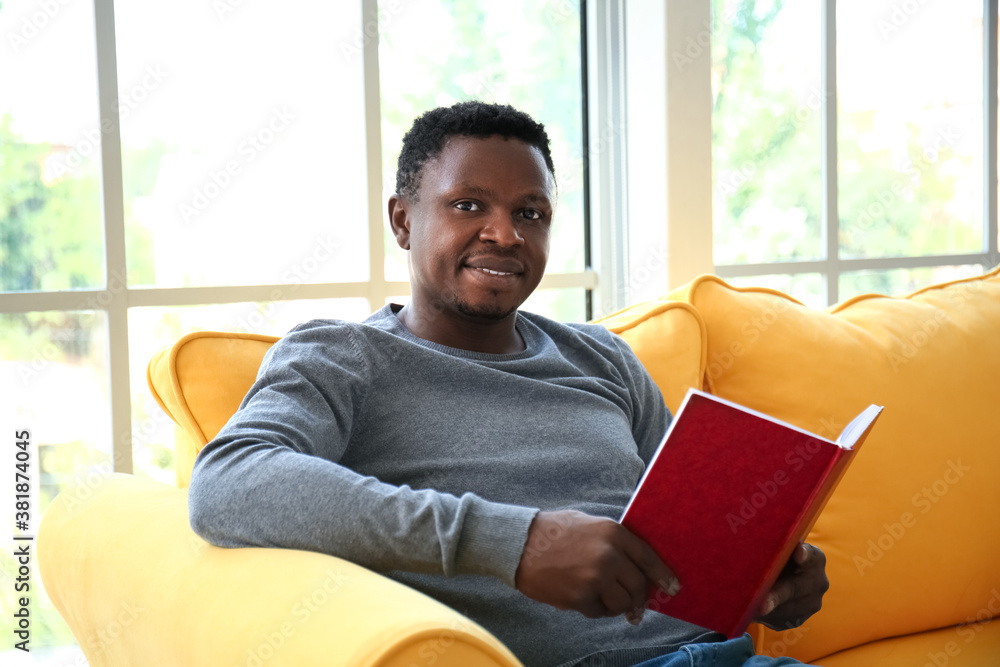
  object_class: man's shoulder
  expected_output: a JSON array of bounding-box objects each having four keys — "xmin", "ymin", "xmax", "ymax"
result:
[
  {"xmin": 280, "ymin": 306, "xmax": 397, "ymax": 343},
  {"xmin": 263, "ymin": 307, "xmax": 401, "ymax": 369},
  {"xmin": 518, "ymin": 310, "xmax": 630, "ymax": 358}
]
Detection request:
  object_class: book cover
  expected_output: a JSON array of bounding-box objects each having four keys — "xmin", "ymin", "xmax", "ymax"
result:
[{"xmin": 620, "ymin": 389, "xmax": 883, "ymax": 638}]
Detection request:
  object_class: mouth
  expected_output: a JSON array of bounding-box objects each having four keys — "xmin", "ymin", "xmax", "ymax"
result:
[
  {"xmin": 463, "ymin": 256, "xmax": 525, "ymax": 276},
  {"xmin": 470, "ymin": 266, "xmax": 517, "ymax": 277}
]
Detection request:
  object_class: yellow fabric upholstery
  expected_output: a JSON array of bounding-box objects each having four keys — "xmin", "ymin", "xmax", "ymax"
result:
[
  {"xmin": 670, "ymin": 267, "xmax": 1000, "ymax": 664},
  {"xmin": 38, "ymin": 473, "xmax": 520, "ymax": 666},
  {"xmin": 814, "ymin": 619, "xmax": 1000, "ymax": 667},
  {"xmin": 593, "ymin": 299, "xmax": 707, "ymax": 415},
  {"xmin": 147, "ymin": 331, "xmax": 280, "ymax": 487}
]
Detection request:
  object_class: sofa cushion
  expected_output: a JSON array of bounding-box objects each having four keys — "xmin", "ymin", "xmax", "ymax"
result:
[
  {"xmin": 669, "ymin": 266, "xmax": 1000, "ymax": 662},
  {"xmin": 147, "ymin": 331, "xmax": 279, "ymax": 487},
  {"xmin": 593, "ymin": 300, "xmax": 706, "ymax": 415}
]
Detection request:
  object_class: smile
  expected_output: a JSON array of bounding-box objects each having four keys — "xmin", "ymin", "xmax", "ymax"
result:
[{"xmin": 474, "ymin": 267, "xmax": 516, "ymax": 276}]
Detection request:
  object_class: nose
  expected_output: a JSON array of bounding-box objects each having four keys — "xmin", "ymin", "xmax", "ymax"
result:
[{"xmin": 479, "ymin": 213, "xmax": 524, "ymax": 247}]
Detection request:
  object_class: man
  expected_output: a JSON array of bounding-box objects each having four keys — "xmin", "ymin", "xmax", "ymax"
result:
[{"xmin": 189, "ymin": 101, "xmax": 828, "ymax": 667}]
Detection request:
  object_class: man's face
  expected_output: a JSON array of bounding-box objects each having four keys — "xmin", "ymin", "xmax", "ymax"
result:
[{"xmin": 390, "ymin": 135, "xmax": 554, "ymax": 325}]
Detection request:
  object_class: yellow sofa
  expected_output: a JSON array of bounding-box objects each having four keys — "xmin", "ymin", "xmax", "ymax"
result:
[{"xmin": 38, "ymin": 267, "xmax": 1000, "ymax": 665}]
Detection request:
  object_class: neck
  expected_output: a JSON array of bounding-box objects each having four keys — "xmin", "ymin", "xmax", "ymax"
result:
[{"xmin": 394, "ymin": 303, "xmax": 525, "ymax": 354}]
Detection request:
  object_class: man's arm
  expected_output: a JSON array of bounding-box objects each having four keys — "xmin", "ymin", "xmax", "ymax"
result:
[{"xmin": 188, "ymin": 322, "xmax": 537, "ymax": 586}]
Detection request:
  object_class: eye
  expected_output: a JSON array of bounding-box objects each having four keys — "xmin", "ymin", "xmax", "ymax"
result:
[
  {"xmin": 520, "ymin": 208, "xmax": 545, "ymax": 221},
  {"xmin": 455, "ymin": 200, "xmax": 481, "ymax": 212}
]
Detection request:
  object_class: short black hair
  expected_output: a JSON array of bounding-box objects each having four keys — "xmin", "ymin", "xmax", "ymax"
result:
[{"xmin": 395, "ymin": 100, "xmax": 556, "ymax": 200}]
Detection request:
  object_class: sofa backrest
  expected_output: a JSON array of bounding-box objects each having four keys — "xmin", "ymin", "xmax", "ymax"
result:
[
  {"xmin": 147, "ymin": 331, "xmax": 279, "ymax": 487},
  {"xmin": 669, "ymin": 266, "xmax": 1000, "ymax": 661}
]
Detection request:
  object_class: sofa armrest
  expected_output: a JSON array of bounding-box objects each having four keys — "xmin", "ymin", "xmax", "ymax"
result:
[{"xmin": 39, "ymin": 473, "xmax": 522, "ymax": 667}]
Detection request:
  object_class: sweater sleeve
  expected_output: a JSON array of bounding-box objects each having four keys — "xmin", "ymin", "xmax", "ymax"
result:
[
  {"xmin": 608, "ymin": 333, "xmax": 673, "ymax": 467},
  {"xmin": 187, "ymin": 321, "xmax": 538, "ymax": 587}
]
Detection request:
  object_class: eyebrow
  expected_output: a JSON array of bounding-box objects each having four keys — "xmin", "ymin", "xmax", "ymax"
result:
[{"xmin": 448, "ymin": 184, "xmax": 552, "ymax": 206}]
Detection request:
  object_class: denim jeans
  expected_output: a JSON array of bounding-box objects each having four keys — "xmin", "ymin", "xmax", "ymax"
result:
[{"xmin": 629, "ymin": 634, "xmax": 811, "ymax": 667}]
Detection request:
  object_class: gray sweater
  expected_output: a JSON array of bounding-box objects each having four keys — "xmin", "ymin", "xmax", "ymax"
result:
[{"xmin": 189, "ymin": 305, "xmax": 720, "ymax": 666}]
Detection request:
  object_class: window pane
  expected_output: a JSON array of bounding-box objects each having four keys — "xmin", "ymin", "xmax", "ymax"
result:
[
  {"xmin": 522, "ymin": 287, "xmax": 588, "ymax": 323},
  {"xmin": 0, "ymin": 2, "xmax": 103, "ymax": 292},
  {"xmin": 712, "ymin": 0, "xmax": 823, "ymax": 265},
  {"xmin": 0, "ymin": 310, "xmax": 110, "ymax": 657},
  {"xmin": 723, "ymin": 273, "xmax": 825, "ymax": 310},
  {"xmin": 378, "ymin": 0, "xmax": 586, "ymax": 281},
  {"xmin": 839, "ymin": 264, "xmax": 984, "ymax": 301},
  {"xmin": 129, "ymin": 299, "xmax": 372, "ymax": 481},
  {"xmin": 837, "ymin": 1, "xmax": 984, "ymax": 259},
  {"xmin": 114, "ymin": 0, "xmax": 369, "ymax": 289}
]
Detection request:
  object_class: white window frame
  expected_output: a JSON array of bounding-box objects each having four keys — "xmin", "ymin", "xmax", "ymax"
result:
[
  {"xmin": 0, "ymin": 0, "xmax": 601, "ymax": 473},
  {"xmin": 707, "ymin": 0, "xmax": 1000, "ymax": 303},
  {"xmin": 618, "ymin": 0, "xmax": 1000, "ymax": 307}
]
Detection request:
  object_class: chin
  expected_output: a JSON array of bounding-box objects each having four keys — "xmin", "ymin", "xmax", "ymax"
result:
[{"xmin": 455, "ymin": 299, "xmax": 519, "ymax": 322}]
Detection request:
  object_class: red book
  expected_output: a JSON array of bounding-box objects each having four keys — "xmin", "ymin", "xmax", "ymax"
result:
[{"xmin": 620, "ymin": 389, "xmax": 883, "ymax": 638}]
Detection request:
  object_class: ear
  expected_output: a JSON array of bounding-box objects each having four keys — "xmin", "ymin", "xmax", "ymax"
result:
[{"xmin": 388, "ymin": 194, "xmax": 412, "ymax": 250}]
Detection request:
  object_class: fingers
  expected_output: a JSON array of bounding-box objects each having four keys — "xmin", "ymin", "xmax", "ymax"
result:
[
  {"xmin": 757, "ymin": 543, "xmax": 829, "ymax": 630},
  {"xmin": 621, "ymin": 531, "xmax": 681, "ymax": 598},
  {"xmin": 514, "ymin": 510, "xmax": 679, "ymax": 622}
]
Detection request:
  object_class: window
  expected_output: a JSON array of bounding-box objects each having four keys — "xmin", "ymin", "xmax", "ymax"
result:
[
  {"xmin": 711, "ymin": 0, "xmax": 1000, "ymax": 308},
  {"xmin": 0, "ymin": 0, "xmax": 589, "ymax": 660}
]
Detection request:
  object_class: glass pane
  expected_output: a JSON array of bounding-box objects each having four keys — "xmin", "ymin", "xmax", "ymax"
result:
[
  {"xmin": 839, "ymin": 264, "xmax": 983, "ymax": 301},
  {"xmin": 838, "ymin": 1, "xmax": 983, "ymax": 259},
  {"xmin": 379, "ymin": 0, "xmax": 586, "ymax": 280},
  {"xmin": 723, "ymin": 273, "xmax": 824, "ymax": 310},
  {"xmin": 521, "ymin": 287, "xmax": 587, "ymax": 323},
  {"xmin": 129, "ymin": 299, "xmax": 372, "ymax": 482},
  {"xmin": 0, "ymin": 2, "xmax": 103, "ymax": 292},
  {"xmin": 114, "ymin": 0, "xmax": 369, "ymax": 289},
  {"xmin": 712, "ymin": 0, "xmax": 823, "ymax": 265},
  {"xmin": 0, "ymin": 311, "xmax": 110, "ymax": 659}
]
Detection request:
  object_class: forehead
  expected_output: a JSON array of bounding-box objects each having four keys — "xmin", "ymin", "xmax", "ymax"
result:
[{"xmin": 419, "ymin": 135, "xmax": 555, "ymax": 198}]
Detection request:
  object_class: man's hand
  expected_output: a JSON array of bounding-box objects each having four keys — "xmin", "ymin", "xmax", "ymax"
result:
[
  {"xmin": 514, "ymin": 510, "xmax": 680, "ymax": 624},
  {"xmin": 755, "ymin": 543, "xmax": 829, "ymax": 630}
]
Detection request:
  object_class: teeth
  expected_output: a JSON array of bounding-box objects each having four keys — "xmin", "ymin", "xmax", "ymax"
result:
[{"xmin": 475, "ymin": 267, "xmax": 514, "ymax": 276}]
